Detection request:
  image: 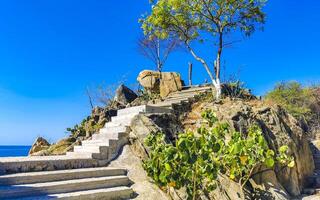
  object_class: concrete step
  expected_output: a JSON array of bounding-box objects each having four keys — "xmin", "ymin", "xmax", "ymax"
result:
[
  {"xmin": 73, "ymin": 145, "xmax": 109, "ymax": 154},
  {"xmin": 117, "ymin": 105, "xmax": 171, "ymax": 116},
  {"xmin": 166, "ymin": 93, "xmax": 196, "ymax": 100},
  {"xmin": 111, "ymin": 113, "xmax": 139, "ymax": 123},
  {"xmin": 14, "ymin": 186, "xmax": 134, "ymax": 200},
  {"xmin": 92, "ymin": 132, "xmax": 127, "ymax": 141},
  {"xmin": 105, "ymin": 120, "xmax": 131, "ymax": 127},
  {"xmin": 65, "ymin": 152, "xmax": 102, "ymax": 160},
  {"xmin": 169, "ymin": 86, "xmax": 212, "ymax": 95},
  {"xmin": 0, "ymin": 175, "xmax": 130, "ymax": 199},
  {"xmin": 99, "ymin": 126, "xmax": 129, "ymax": 134},
  {"xmin": 164, "ymin": 96, "xmax": 193, "ymax": 102},
  {"xmin": 0, "ymin": 167, "xmax": 126, "ymax": 185},
  {"xmin": 0, "ymin": 156, "xmax": 100, "ymax": 174},
  {"xmin": 81, "ymin": 140, "xmax": 108, "ymax": 146},
  {"xmin": 154, "ymin": 99, "xmax": 188, "ymax": 107}
]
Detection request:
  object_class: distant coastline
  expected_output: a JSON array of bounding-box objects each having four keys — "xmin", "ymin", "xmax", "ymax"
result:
[{"xmin": 0, "ymin": 146, "xmax": 31, "ymax": 157}]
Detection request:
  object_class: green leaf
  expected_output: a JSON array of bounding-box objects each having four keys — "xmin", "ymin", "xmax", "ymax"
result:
[
  {"xmin": 279, "ymin": 145, "xmax": 289, "ymax": 153},
  {"xmin": 265, "ymin": 157, "xmax": 275, "ymax": 168},
  {"xmin": 288, "ymin": 160, "xmax": 295, "ymax": 168},
  {"xmin": 165, "ymin": 163, "xmax": 172, "ymax": 171}
]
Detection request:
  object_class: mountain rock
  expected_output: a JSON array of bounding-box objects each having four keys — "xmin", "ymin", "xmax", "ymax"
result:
[
  {"xmin": 137, "ymin": 70, "xmax": 183, "ymax": 98},
  {"xmin": 28, "ymin": 137, "xmax": 50, "ymax": 155},
  {"xmin": 114, "ymin": 84, "xmax": 138, "ymax": 106}
]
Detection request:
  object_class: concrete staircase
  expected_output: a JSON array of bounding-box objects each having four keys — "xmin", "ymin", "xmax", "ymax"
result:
[
  {"xmin": 0, "ymin": 167, "xmax": 132, "ymax": 199},
  {"xmin": 66, "ymin": 105, "xmax": 171, "ymax": 162},
  {"xmin": 153, "ymin": 85, "xmax": 212, "ymax": 108},
  {"xmin": 0, "ymin": 86, "xmax": 211, "ymax": 199}
]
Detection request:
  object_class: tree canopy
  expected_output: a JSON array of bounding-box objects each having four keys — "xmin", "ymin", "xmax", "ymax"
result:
[{"xmin": 141, "ymin": 0, "xmax": 266, "ymax": 98}]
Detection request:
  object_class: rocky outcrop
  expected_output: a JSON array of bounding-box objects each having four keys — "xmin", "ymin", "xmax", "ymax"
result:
[
  {"xmin": 137, "ymin": 70, "xmax": 161, "ymax": 93},
  {"xmin": 159, "ymin": 72, "xmax": 183, "ymax": 98},
  {"xmin": 114, "ymin": 84, "xmax": 138, "ymax": 106},
  {"xmin": 29, "ymin": 137, "xmax": 50, "ymax": 155},
  {"xmin": 183, "ymin": 98, "xmax": 314, "ymax": 198},
  {"xmin": 129, "ymin": 113, "xmax": 183, "ymax": 160},
  {"xmin": 137, "ymin": 70, "xmax": 183, "ymax": 98},
  {"xmin": 29, "ymin": 106, "xmax": 118, "ymax": 156}
]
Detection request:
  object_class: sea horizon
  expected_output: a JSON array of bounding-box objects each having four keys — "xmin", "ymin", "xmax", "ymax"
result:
[{"xmin": 0, "ymin": 145, "xmax": 31, "ymax": 157}]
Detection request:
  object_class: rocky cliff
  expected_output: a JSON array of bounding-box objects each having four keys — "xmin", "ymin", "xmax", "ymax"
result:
[{"xmin": 126, "ymin": 95, "xmax": 314, "ymax": 199}]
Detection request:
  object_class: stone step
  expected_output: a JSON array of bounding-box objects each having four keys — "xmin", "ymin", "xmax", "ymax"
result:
[
  {"xmin": 0, "ymin": 175, "xmax": 130, "ymax": 199},
  {"xmin": 65, "ymin": 152, "xmax": 102, "ymax": 160},
  {"xmin": 14, "ymin": 186, "xmax": 134, "ymax": 200},
  {"xmin": 0, "ymin": 156, "xmax": 100, "ymax": 174},
  {"xmin": 0, "ymin": 167, "xmax": 126, "ymax": 185},
  {"xmin": 154, "ymin": 99, "xmax": 188, "ymax": 107},
  {"xmin": 166, "ymin": 93, "xmax": 196, "ymax": 100},
  {"xmin": 111, "ymin": 113, "xmax": 140, "ymax": 123},
  {"xmin": 166, "ymin": 89, "xmax": 207, "ymax": 98},
  {"xmin": 81, "ymin": 140, "xmax": 109, "ymax": 147},
  {"xmin": 164, "ymin": 96, "xmax": 193, "ymax": 102},
  {"xmin": 99, "ymin": 125, "xmax": 129, "ymax": 134},
  {"xmin": 105, "ymin": 120, "xmax": 131, "ymax": 127},
  {"xmin": 92, "ymin": 132, "xmax": 127, "ymax": 141},
  {"xmin": 117, "ymin": 105, "xmax": 171, "ymax": 116},
  {"xmin": 169, "ymin": 86, "xmax": 212, "ymax": 95},
  {"xmin": 73, "ymin": 145, "xmax": 109, "ymax": 154}
]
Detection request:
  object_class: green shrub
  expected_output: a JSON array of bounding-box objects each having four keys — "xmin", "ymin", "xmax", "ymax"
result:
[{"xmin": 143, "ymin": 110, "xmax": 294, "ymax": 200}]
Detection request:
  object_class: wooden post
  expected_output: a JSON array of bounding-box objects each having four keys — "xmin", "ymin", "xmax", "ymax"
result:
[{"xmin": 188, "ymin": 62, "xmax": 193, "ymax": 86}]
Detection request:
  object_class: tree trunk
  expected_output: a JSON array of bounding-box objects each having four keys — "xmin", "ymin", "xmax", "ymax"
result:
[
  {"xmin": 214, "ymin": 31, "xmax": 223, "ymax": 99},
  {"xmin": 185, "ymin": 42, "xmax": 218, "ymax": 83},
  {"xmin": 188, "ymin": 62, "xmax": 193, "ymax": 86}
]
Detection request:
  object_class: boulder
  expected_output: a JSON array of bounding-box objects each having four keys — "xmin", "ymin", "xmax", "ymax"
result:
[
  {"xmin": 114, "ymin": 84, "xmax": 138, "ymax": 106},
  {"xmin": 159, "ymin": 72, "xmax": 183, "ymax": 98},
  {"xmin": 137, "ymin": 70, "xmax": 161, "ymax": 92},
  {"xmin": 137, "ymin": 70, "xmax": 183, "ymax": 98},
  {"xmin": 29, "ymin": 137, "xmax": 50, "ymax": 155}
]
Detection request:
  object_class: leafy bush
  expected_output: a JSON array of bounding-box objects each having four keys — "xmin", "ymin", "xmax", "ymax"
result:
[
  {"xmin": 222, "ymin": 81, "xmax": 254, "ymax": 100},
  {"xmin": 265, "ymin": 81, "xmax": 314, "ymax": 119},
  {"xmin": 143, "ymin": 110, "xmax": 294, "ymax": 200}
]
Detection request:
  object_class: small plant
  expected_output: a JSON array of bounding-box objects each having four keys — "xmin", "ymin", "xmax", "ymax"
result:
[
  {"xmin": 143, "ymin": 110, "xmax": 294, "ymax": 200},
  {"xmin": 222, "ymin": 80, "xmax": 252, "ymax": 99},
  {"xmin": 138, "ymin": 88, "xmax": 161, "ymax": 102}
]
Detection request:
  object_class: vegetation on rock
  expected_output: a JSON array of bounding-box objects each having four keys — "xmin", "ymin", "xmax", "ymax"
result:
[
  {"xmin": 143, "ymin": 109, "xmax": 294, "ymax": 199},
  {"xmin": 265, "ymin": 81, "xmax": 320, "ymax": 138}
]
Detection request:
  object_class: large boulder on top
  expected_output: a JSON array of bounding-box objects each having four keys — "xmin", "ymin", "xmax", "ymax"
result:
[
  {"xmin": 160, "ymin": 72, "xmax": 183, "ymax": 97},
  {"xmin": 137, "ymin": 70, "xmax": 183, "ymax": 98},
  {"xmin": 29, "ymin": 137, "xmax": 50, "ymax": 155},
  {"xmin": 137, "ymin": 70, "xmax": 161, "ymax": 92},
  {"xmin": 114, "ymin": 84, "xmax": 138, "ymax": 106}
]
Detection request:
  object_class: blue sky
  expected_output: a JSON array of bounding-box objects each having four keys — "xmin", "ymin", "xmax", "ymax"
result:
[{"xmin": 0, "ymin": 0, "xmax": 319, "ymax": 145}]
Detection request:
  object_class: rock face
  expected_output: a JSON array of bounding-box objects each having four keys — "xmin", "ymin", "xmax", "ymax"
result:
[
  {"xmin": 129, "ymin": 113, "xmax": 183, "ymax": 160},
  {"xmin": 29, "ymin": 137, "xmax": 50, "ymax": 155},
  {"xmin": 183, "ymin": 98, "xmax": 314, "ymax": 199},
  {"xmin": 137, "ymin": 70, "xmax": 183, "ymax": 98},
  {"xmin": 114, "ymin": 84, "xmax": 138, "ymax": 106},
  {"xmin": 137, "ymin": 70, "xmax": 161, "ymax": 92},
  {"xmin": 159, "ymin": 72, "xmax": 183, "ymax": 98}
]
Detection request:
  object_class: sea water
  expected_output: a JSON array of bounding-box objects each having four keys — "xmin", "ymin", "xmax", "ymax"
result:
[{"xmin": 0, "ymin": 146, "xmax": 31, "ymax": 157}]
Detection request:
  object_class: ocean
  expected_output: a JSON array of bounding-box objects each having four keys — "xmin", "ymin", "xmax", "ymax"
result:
[{"xmin": 0, "ymin": 146, "xmax": 31, "ymax": 157}]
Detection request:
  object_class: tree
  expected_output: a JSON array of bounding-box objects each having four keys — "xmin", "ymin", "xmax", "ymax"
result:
[
  {"xmin": 137, "ymin": 35, "xmax": 180, "ymax": 73},
  {"xmin": 141, "ymin": 0, "xmax": 266, "ymax": 99}
]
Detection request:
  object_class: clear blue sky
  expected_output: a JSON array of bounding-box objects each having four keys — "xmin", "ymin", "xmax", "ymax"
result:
[{"xmin": 0, "ymin": 0, "xmax": 319, "ymax": 145}]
